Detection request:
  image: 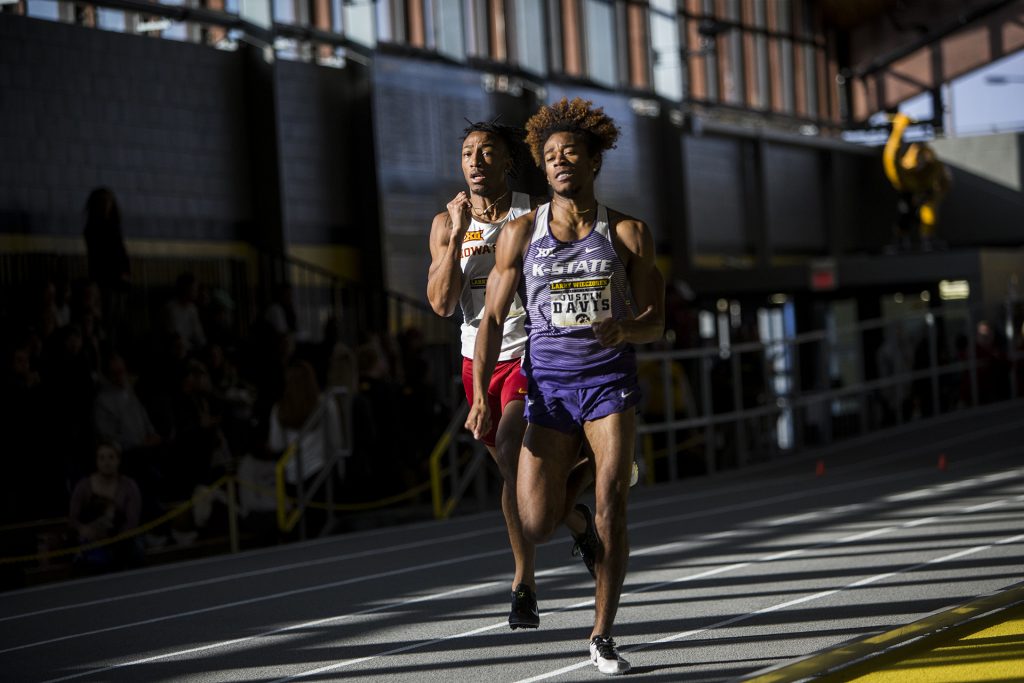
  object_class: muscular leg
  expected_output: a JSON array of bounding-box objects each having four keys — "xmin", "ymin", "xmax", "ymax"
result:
[
  {"xmin": 518, "ymin": 424, "xmax": 582, "ymax": 544},
  {"xmin": 582, "ymin": 409, "xmax": 635, "ymax": 639},
  {"xmin": 562, "ymin": 446, "xmax": 595, "ymax": 536},
  {"xmin": 490, "ymin": 399, "xmax": 533, "ymax": 590}
]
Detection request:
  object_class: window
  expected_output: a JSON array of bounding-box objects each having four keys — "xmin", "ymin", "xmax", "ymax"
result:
[
  {"xmin": 343, "ymin": 0, "xmax": 376, "ymax": 47},
  {"xmin": 433, "ymin": 0, "xmax": 465, "ymax": 61},
  {"xmin": 584, "ymin": 0, "xmax": 617, "ymax": 88},
  {"xmin": 272, "ymin": 0, "xmax": 296, "ymax": 24},
  {"xmin": 159, "ymin": 0, "xmax": 190, "ymax": 41},
  {"xmin": 776, "ymin": 0, "xmax": 794, "ymax": 113},
  {"xmin": 26, "ymin": 0, "xmax": 59, "ymax": 20},
  {"xmin": 753, "ymin": 0, "xmax": 769, "ymax": 109},
  {"xmin": 649, "ymin": 0, "xmax": 682, "ymax": 100},
  {"xmin": 97, "ymin": 8, "xmax": 126, "ymax": 32},
  {"xmin": 513, "ymin": 0, "xmax": 547, "ymax": 75}
]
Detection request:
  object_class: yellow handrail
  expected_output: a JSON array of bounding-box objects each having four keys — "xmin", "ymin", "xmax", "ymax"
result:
[
  {"xmin": 429, "ymin": 402, "xmax": 470, "ymax": 520},
  {"xmin": 275, "ymin": 444, "xmax": 300, "ymax": 532}
]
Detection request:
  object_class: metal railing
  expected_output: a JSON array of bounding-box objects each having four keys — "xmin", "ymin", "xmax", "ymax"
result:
[
  {"xmin": 637, "ymin": 304, "xmax": 1022, "ymax": 481},
  {"xmin": 426, "ymin": 301, "xmax": 1023, "ymax": 516},
  {"xmin": 274, "ymin": 386, "xmax": 352, "ymax": 538}
]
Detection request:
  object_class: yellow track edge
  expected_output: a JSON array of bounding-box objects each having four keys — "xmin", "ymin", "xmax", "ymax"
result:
[{"xmin": 742, "ymin": 581, "xmax": 1024, "ymax": 683}]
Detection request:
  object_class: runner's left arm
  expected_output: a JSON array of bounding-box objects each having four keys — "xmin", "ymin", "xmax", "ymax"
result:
[{"xmin": 593, "ymin": 217, "xmax": 664, "ymax": 348}]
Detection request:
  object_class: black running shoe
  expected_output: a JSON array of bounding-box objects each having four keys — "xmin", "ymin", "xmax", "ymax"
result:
[
  {"xmin": 508, "ymin": 583, "xmax": 539, "ymax": 630},
  {"xmin": 570, "ymin": 503, "xmax": 600, "ymax": 579},
  {"xmin": 590, "ymin": 635, "xmax": 631, "ymax": 675}
]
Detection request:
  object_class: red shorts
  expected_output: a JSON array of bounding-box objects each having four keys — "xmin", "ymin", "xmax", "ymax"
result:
[{"xmin": 462, "ymin": 357, "xmax": 527, "ymax": 447}]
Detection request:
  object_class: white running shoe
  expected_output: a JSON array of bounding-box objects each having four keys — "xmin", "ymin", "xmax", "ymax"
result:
[{"xmin": 590, "ymin": 635, "xmax": 630, "ymax": 675}]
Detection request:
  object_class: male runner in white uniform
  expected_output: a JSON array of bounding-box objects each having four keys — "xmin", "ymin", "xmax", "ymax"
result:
[{"xmin": 427, "ymin": 121, "xmax": 541, "ymax": 628}]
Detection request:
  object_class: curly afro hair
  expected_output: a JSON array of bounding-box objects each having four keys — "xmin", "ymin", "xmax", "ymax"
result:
[
  {"xmin": 524, "ymin": 98, "xmax": 620, "ymax": 168},
  {"xmin": 462, "ymin": 120, "xmax": 530, "ymax": 179}
]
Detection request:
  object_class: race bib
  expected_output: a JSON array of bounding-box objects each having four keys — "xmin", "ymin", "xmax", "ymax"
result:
[
  {"xmin": 469, "ymin": 277, "xmax": 524, "ymax": 321},
  {"xmin": 549, "ymin": 277, "xmax": 613, "ymax": 327}
]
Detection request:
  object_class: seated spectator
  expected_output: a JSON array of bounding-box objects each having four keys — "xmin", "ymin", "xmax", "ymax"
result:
[
  {"xmin": 264, "ymin": 282, "xmax": 297, "ymax": 340},
  {"xmin": 94, "ymin": 353, "xmax": 164, "ymax": 508},
  {"xmin": 164, "ymin": 272, "xmax": 206, "ymax": 353},
  {"xmin": 94, "ymin": 353, "xmax": 162, "ymax": 454},
  {"xmin": 169, "ymin": 359, "xmax": 228, "ymax": 496},
  {"xmin": 269, "ymin": 360, "xmax": 346, "ymax": 485},
  {"xmin": 68, "ymin": 439, "xmax": 143, "ymax": 573}
]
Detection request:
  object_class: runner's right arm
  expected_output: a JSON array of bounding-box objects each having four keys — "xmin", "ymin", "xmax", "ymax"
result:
[
  {"xmin": 466, "ymin": 211, "xmax": 533, "ymax": 440},
  {"xmin": 427, "ymin": 192, "xmax": 472, "ymax": 317}
]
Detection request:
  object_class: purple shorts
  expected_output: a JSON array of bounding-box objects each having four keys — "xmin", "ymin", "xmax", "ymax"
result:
[{"xmin": 525, "ymin": 377, "xmax": 642, "ymax": 434}]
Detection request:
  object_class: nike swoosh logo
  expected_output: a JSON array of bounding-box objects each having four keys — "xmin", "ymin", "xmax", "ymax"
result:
[
  {"xmin": 585, "ymin": 247, "xmax": 600, "ymax": 254},
  {"xmin": 620, "ymin": 390, "xmax": 634, "ymax": 400}
]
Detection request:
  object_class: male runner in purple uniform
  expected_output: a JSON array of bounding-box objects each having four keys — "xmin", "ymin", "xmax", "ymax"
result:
[{"xmin": 467, "ymin": 98, "xmax": 664, "ymax": 674}]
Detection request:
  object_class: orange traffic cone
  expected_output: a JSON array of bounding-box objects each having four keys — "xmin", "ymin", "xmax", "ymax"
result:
[
  {"xmin": 938, "ymin": 453, "xmax": 948, "ymax": 471},
  {"xmin": 815, "ymin": 459, "xmax": 826, "ymax": 477}
]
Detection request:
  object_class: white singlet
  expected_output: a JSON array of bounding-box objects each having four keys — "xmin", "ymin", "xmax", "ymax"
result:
[{"xmin": 458, "ymin": 191, "xmax": 530, "ymax": 360}]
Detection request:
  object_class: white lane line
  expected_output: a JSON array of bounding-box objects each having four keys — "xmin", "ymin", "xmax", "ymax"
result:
[
  {"xmin": 513, "ymin": 531, "xmax": 1024, "ymax": 683},
  {"xmin": 40, "ymin": 581, "xmax": 501, "ymax": 683},
  {"xmin": 0, "ymin": 527, "xmax": 504, "ymax": 623},
  {"xmin": 9, "ymin": 411, "xmax": 1020, "ymax": 601},
  {"xmin": 0, "ymin": 501, "xmax": 499, "ymax": 598},
  {"xmin": 0, "ymin": 546, "xmax": 510, "ymax": 656},
  {"xmin": 270, "ymin": 495, "xmax": 1019, "ymax": 682},
  {"xmin": 9, "ymin": 462, "xmax": 1021, "ymax": 656}
]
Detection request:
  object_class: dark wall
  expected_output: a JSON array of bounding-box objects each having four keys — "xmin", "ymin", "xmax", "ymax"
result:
[
  {"xmin": 685, "ymin": 135, "xmax": 749, "ymax": 254},
  {"xmin": 0, "ymin": 15, "xmax": 252, "ymax": 240},
  {"xmin": 276, "ymin": 60, "xmax": 374, "ymax": 248},
  {"xmin": 940, "ymin": 165, "xmax": 1024, "ymax": 248},
  {"xmin": 763, "ymin": 143, "xmax": 827, "ymax": 254},
  {"xmin": 371, "ymin": 54, "xmax": 496, "ymax": 301},
  {"xmin": 0, "ymin": 15, "xmax": 376, "ymax": 260}
]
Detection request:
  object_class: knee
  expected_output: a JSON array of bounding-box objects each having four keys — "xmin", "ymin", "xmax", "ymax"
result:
[
  {"xmin": 594, "ymin": 501, "xmax": 628, "ymax": 542},
  {"xmin": 518, "ymin": 507, "xmax": 557, "ymax": 544},
  {"xmin": 493, "ymin": 443, "xmax": 520, "ymax": 484}
]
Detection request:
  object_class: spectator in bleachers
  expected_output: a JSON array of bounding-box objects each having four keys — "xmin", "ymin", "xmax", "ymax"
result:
[
  {"xmin": 321, "ymin": 317, "xmax": 358, "ymax": 397},
  {"xmin": 70, "ymin": 279, "xmax": 104, "ymax": 333},
  {"xmin": 95, "ymin": 353, "xmax": 162, "ymax": 451},
  {"xmin": 264, "ymin": 282, "xmax": 297, "ymax": 340},
  {"xmin": 202, "ymin": 288, "xmax": 239, "ymax": 351},
  {"xmin": 69, "ymin": 439, "xmax": 143, "ymax": 573},
  {"xmin": 204, "ymin": 343, "xmax": 254, "ymax": 457},
  {"xmin": 268, "ymin": 359, "xmax": 345, "ymax": 486},
  {"xmin": 351, "ymin": 335, "xmax": 405, "ymax": 495},
  {"xmin": 94, "ymin": 353, "xmax": 163, "ymax": 499},
  {"xmin": 169, "ymin": 359, "xmax": 227, "ymax": 495},
  {"xmin": 136, "ymin": 331, "xmax": 189, "ymax": 440},
  {"xmin": 83, "ymin": 187, "xmax": 130, "ymax": 342},
  {"xmin": 34, "ymin": 281, "xmax": 62, "ymax": 341},
  {"xmin": 164, "ymin": 272, "xmax": 206, "ymax": 353}
]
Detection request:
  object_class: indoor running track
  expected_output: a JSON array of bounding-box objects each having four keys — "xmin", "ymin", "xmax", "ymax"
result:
[{"xmin": 2, "ymin": 401, "xmax": 1022, "ymax": 682}]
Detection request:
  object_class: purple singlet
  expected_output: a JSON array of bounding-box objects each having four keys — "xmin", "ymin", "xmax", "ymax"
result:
[{"xmin": 520, "ymin": 203, "xmax": 636, "ymax": 391}]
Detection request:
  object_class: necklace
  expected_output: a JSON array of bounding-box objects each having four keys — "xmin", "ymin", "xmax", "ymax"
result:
[
  {"xmin": 470, "ymin": 191, "xmax": 509, "ymax": 220},
  {"xmin": 553, "ymin": 199, "xmax": 595, "ymax": 217}
]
